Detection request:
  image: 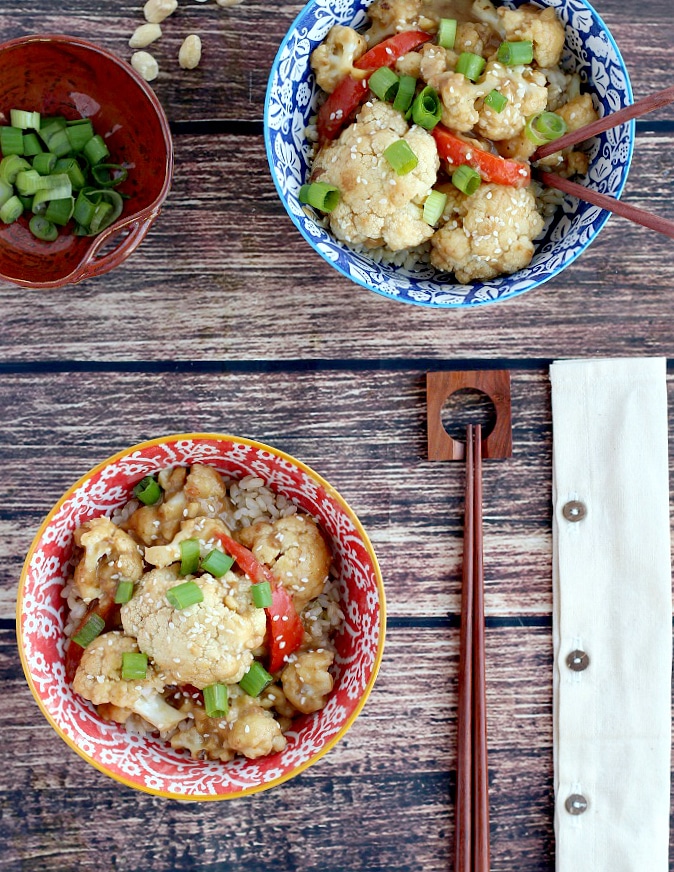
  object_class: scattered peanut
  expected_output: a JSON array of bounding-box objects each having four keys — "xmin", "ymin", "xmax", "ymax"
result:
[
  {"xmin": 143, "ymin": 0, "xmax": 178, "ymax": 24},
  {"xmin": 131, "ymin": 50, "xmax": 160, "ymax": 81},
  {"xmin": 178, "ymin": 34, "xmax": 202, "ymax": 70},
  {"xmin": 129, "ymin": 23, "xmax": 162, "ymax": 49}
]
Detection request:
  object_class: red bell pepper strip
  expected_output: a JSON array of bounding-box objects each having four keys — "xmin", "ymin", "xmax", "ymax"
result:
[
  {"xmin": 65, "ymin": 595, "xmax": 118, "ymax": 683},
  {"xmin": 431, "ymin": 124, "xmax": 531, "ymax": 188},
  {"xmin": 317, "ymin": 30, "xmax": 433, "ymax": 145},
  {"xmin": 212, "ymin": 531, "xmax": 304, "ymax": 673}
]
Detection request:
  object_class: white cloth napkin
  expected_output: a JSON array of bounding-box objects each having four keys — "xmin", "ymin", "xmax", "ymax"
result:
[{"xmin": 550, "ymin": 357, "xmax": 672, "ymax": 872}]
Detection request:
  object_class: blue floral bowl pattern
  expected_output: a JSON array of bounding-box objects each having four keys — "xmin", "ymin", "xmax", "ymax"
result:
[{"xmin": 265, "ymin": 0, "xmax": 633, "ymax": 308}]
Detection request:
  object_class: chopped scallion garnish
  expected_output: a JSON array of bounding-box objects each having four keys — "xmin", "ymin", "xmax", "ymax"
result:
[
  {"xmin": 251, "ymin": 581, "xmax": 273, "ymax": 609},
  {"xmin": 368, "ymin": 66, "xmax": 399, "ymax": 102},
  {"xmin": 298, "ymin": 181, "xmax": 340, "ymax": 213},
  {"xmin": 239, "ymin": 661, "xmax": 273, "ymax": 697},
  {"xmin": 82, "ymin": 134, "xmax": 110, "ymax": 166},
  {"xmin": 496, "ymin": 40, "xmax": 534, "ymax": 66},
  {"xmin": 10, "ymin": 109, "xmax": 40, "ymax": 130},
  {"xmin": 166, "ymin": 579, "xmax": 204, "ymax": 610},
  {"xmin": 114, "ymin": 579, "xmax": 135, "ymax": 604},
  {"xmin": 203, "ymin": 683, "xmax": 229, "ymax": 718},
  {"xmin": 524, "ymin": 111, "xmax": 568, "ymax": 145},
  {"xmin": 392, "ymin": 75, "xmax": 417, "ymax": 114},
  {"xmin": 484, "ymin": 89, "xmax": 508, "ymax": 113},
  {"xmin": 121, "ymin": 651, "xmax": 148, "ymax": 681},
  {"xmin": 200, "ymin": 549, "xmax": 235, "ymax": 577},
  {"xmin": 452, "ymin": 164, "xmax": 482, "ymax": 196},
  {"xmin": 179, "ymin": 539, "xmax": 201, "ymax": 576},
  {"xmin": 411, "ymin": 85, "xmax": 442, "ymax": 130},
  {"xmin": 133, "ymin": 474, "xmax": 162, "ymax": 505},
  {"xmin": 28, "ymin": 214, "xmax": 58, "ymax": 241},
  {"xmin": 437, "ymin": 18, "xmax": 457, "ymax": 49},
  {"xmin": 72, "ymin": 613, "xmax": 105, "ymax": 648},
  {"xmin": 384, "ymin": 139, "xmax": 418, "ymax": 175},
  {"xmin": 0, "ymin": 126, "xmax": 24, "ymax": 156},
  {"xmin": 455, "ymin": 52, "xmax": 485, "ymax": 82},
  {"xmin": 423, "ymin": 189, "xmax": 448, "ymax": 226},
  {"xmin": 0, "ymin": 195, "xmax": 23, "ymax": 224}
]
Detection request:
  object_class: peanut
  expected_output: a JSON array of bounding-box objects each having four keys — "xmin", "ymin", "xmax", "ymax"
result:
[
  {"xmin": 143, "ymin": 0, "xmax": 177, "ymax": 24},
  {"xmin": 130, "ymin": 50, "xmax": 159, "ymax": 82},
  {"xmin": 129, "ymin": 23, "xmax": 162, "ymax": 49},
  {"xmin": 178, "ymin": 34, "xmax": 202, "ymax": 70}
]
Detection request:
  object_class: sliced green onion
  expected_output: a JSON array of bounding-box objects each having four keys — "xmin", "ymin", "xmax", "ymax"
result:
[
  {"xmin": 411, "ymin": 85, "xmax": 442, "ymax": 130},
  {"xmin": 179, "ymin": 538, "xmax": 201, "ymax": 576},
  {"xmin": 0, "ymin": 126, "xmax": 24, "ymax": 155},
  {"xmin": 456, "ymin": 52, "xmax": 485, "ymax": 82},
  {"xmin": 22, "ymin": 133, "xmax": 43, "ymax": 156},
  {"xmin": 54, "ymin": 157, "xmax": 87, "ymax": 189},
  {"xmin": 73, "ymin": 189, "xmax": 98, "ymax": 227},
  {"xmin": 203, "ymin": 683, "xmax": 229, "ymax": 718},
  {"xmin": 392, "ymin": 75, "xmax": 417, "ymax": 113},
  {"xmin": 133, "ymin": 475, "xmax": 163, "ymax": 505},
  {"xmin": 114, "ymin": 579, "xmax": 135, "ymax": 604},
  {"xmin": 16, "ymin": 170, "xmax": 71, "ymax": 198},
  {"xmin": 524, "ymin": 111, "xmax": 568, "ymax": 145},
  {"xmin": 484, "ymin": 89, "xmax": 508, "ymax": 113},
  {"xmin": 368, "ymin": 66, "xmax": 399, "ymax": 102},
  {"xmin": 384, "ymin": 139, "xmax": 418, "ymax": 175},
  {"xmin": 83, "ymin": 134, "xmax": 110, "ymax": 166},
  {"xmin": 437, "ymin": 18, "xmax": 457, "ymax": 49},
  {"xmin": 10, "ymin": 109, "xmax": 40, "ymax": 130},
  {"xmin": 91, "ymin": 163, "xmax": 128, "ymax": 188},
  {"xmin": 0, "ymin": 154, "xmax": 30, "ymax": 185},
  {"xmin": 497, "ymin": 40, "xmax": 534, "ymax": 66},
  {"xmin": 200, "ymin": 549, "xmax": 235, "ymax": 577},
  {"xmin": 28, "ymin": 214, "xmax": 58, "ymax": 241},
  {"xmin": 239, "ymin": 661, "xmax": 273, "ymax": 697},
  {"xmin": 0, "ymin": 195, "xmax": 23, "ymax": 223},
  {"xmin": 423, "ymin": 189, "xmax": 448, "ymax": 226},
  {"xmin": 72, "ymin": 613, "xmax": 105, "ymax": 648},
  {"xmin": 0, "ymin": 179, "xmax": 13, "ymax": 208},
  {"xmin": 32, "ymin": 152, "xmax": 57, "ymax": 175},
  {"xmin": 38, "ymin": 116, "xmax": 66, "ymax": 144},
  {"xmin": 298, "ymin": 181, "xmax": 340, "ymax": 213},
  {"xmin": 44, "ymin": 196, "xmax": 74, "ymax": 226},
  {"xmin": 166, "ymin": 579, "xmax": 204, "ymax": 609},
  {"xmin": 121, "ymin": 651, "xmax": 148, "ymax": 681},
  {"xmin": 65, "ymin": 119, "xmax": 94, "ymax": 152},
  {"xmin": 251, "ymin": 580, "xmax": 273, "ymax": 609},
  {"xmin": 46, "ymin": 128, "xmax": 73, "ymax": 158},
  {"xmin": 452, "ymin": 164, "xmax": 481, "ymax": 196}
]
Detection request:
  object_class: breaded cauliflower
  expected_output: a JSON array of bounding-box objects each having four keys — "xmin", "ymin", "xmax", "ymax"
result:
[
  {"xmin": 122, "ymin": 466, "xmax": 189, "ymax": 546},
  {"xmin": 454, "ymin": 21, "xmax": 501, "ymax": 59},
  {"xmin": 238, "ymin": 514, "xmax": 331, "ymax": 611},
  {"xmin": 497, "ymin": 4, "xmax": 565, "ymax": 68},
  {"xmin": 364, "ymin": 0, "xmax": 432, "ymax": 46},
  {"xmin": 144, "ymin": 516, "xmax": 233, "ymax": 568},
  {"xmin": 311, "ymin": 100, "xmax": 439, "ymax": 251},
  {"xmin": 430, "ymin": 182, "xmax": 544, "ymax": 283},
  {"xmin": 120, "ymin": 566, "xmax": 266, "ymax": 687},
  {"xmin": 73, "ymin": 631, "xmax": 185, "ymax": 732},
  {"xmin": 536, "ymin": 93, "xmax": 599, "ymax": 176},
  {"xmin": 476, "ymin": 62, "xmax": 548, "ymax": 141},
  {"xmin": 310, "ymin": 25, "xmax": 367, "ymax": 94},
  {"xmin": 73, "ymin": 517, "xmax": 144, "ymax": 603},
  {"xmin": 282, "ymin": 649, "xmax": 335, "ymax": 714},
  {"xmin": 228, "ymin": 702, "xmax": 286, "ymax": 758}
]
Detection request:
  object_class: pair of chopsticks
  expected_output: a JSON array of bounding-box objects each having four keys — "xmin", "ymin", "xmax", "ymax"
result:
[
  {"xmin": 533, "ymin": 83, "xmax": 674, "ymax": 240},
  {"xmin": 455, "ymin": 424, "xmax": 489, "ymax": 872}
]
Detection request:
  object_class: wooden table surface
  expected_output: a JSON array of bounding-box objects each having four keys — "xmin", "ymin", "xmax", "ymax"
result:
[{"xmin": 1, "ymin": 1, "xmax": 673, "ymax": 870}]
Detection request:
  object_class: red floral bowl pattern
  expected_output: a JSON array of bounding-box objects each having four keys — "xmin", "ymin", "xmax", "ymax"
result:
[
  {"xmin": 0, "ymin": 34, "xmax": 173, "ymax": 289},
  {"xmin": 17, "ymin": 434, "xmax": 385, "ymax": 799}
]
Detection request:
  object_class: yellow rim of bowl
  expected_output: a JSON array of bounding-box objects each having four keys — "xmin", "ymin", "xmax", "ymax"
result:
[{"xmin": 16, "ymin": 432, "xmax": 386, "ymax": 800}]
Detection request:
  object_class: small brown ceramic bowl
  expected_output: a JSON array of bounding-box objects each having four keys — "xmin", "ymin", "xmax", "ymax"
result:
[{"xmin": 0, "ymin": 34, "xmax": 173, "ymax": 289}]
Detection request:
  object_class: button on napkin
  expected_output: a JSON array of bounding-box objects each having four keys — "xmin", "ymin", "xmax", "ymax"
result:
[{"xmin": 550, "ymin": 357, "xmax": 671, "ymax": 872}]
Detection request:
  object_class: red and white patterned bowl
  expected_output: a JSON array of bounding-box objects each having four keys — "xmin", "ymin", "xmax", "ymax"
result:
[{"xmin": 17, "ymin": 434, "xmax": 385, "ymax": 799}]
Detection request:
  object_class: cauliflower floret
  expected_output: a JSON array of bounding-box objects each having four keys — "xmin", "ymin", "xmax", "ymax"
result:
[
  {"xmin": 364, "ymin": 0, "xmax": 432, "ymax": 45},
  {"xmin": 430, "ymin": 182, "xmax": 544, "ymax": 283},
  {"xmin": 536, "ymin": 93, "xmax": 599, "ymax": 176},
  {"xmin": 454, "ymin": 21, "xmax": 501, "ymax": 59},
  {"xmin": 73, "ymin": 517, "xmax": 144, "ymax": 604},
  {"xmin": 120, "ymin": 566, "xmax": 266, "ymax": 687},
  {"xmin": 122, "ymin": 467, "xmax": 189, "ymax": 546},
  {"xmin": 497, "ymin": 4, "xmax": 565, "ymax": 68},
  {"xmin": 436, "ymin": 72, "xmax": 482, "ymax": 132},
  {"xmin": 144, "ymin": 516, "xmax": 234, "ymax": 567},
  {"xmin": 282, "ymin": 649, "xmax": 335, "ymax": 714},
  {"xmin": 183, "ymin": 463, "xmax": 234, "ymax": 519},
  {"xmin": 228, "ymin": 703, "xmax": 286, "ymax": 758},
  {"xmin": 476, "ymin": 62, "xmax": 548, "ymax": 141},
  {"xmin": 311, "ymin": 100, "xmax": 439, "ymax": 251},
  {"xmin": 471, "ymin": 0, "xmax": 505, "ymax": 34},
  {"xmin": 72, "ymin": 631, "xmax": 185, "ymax": 732},
  {"xmin": 237, "ymin": 514, "xmax": 331, "ymax": 611},
  {"xmin": 310, "ymin": 25, "xmax": 367, "ymax": 94},
  {"xmin": 418, "ymin": 41, "xmax": 453, "ymax": 82}
]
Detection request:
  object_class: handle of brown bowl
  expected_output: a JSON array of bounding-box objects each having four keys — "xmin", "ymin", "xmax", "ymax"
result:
[{"xmin": 74, "ymin": 212, "xmax": 158, "ymax": 283}]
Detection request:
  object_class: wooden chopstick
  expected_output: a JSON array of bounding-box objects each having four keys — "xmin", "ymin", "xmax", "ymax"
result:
[
  {"xmin": 455, "ymin": 424, "xmax": 490, "ymax": 872},
  {"xmin": 537, "ymin": 170, "xmax": 674, "ymax": 240},
  {"xmin": 532, "ymin": 83, "xmax": 674, "ymax": 160}
]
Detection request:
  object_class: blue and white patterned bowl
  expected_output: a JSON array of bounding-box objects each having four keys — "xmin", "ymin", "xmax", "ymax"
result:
[{"xmin": 265, "ymin": 0, "xmax": 633, "ymax": 308}]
